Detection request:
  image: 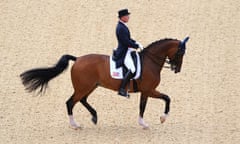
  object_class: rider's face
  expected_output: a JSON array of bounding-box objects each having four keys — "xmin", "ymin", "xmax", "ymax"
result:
[{"xmin": 120, "ymin": 15, "xmax": 129, "ymax": 23}]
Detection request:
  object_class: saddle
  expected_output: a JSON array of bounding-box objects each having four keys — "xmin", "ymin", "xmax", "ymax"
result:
[{"xmin": 110, "ymin": 51, "xmax": 141, "ymax": 80}]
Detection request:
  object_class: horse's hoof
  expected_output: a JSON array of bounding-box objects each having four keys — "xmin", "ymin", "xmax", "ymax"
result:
[
  {"xmin": 160, "ymin": 114, "xmax": 168, "ymax": 124},
  {"xmin": 139, "ymin": 123, "xmax": 149, "ymax": 129},
  {"xmin": 138, "ymin": 117, "xmax": 149, "ymax": 129},
  {"xmin": 69, "ymin": 125, "xmax": 82, "ymax": 130},
  {"xmin": 160, "ymin": 117, "xmax": 166, "ymax": 123},
  {"xmin": 92, "ymin": 116, "xmax": 98, "ymax": 125},
  {"xmin": 142, "ymin": 126, "xmax": 150, "ymax": 130}
]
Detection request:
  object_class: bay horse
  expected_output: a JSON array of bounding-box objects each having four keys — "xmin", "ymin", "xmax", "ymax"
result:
[{"xmin": 20, "ymin": 37, "xmax": 189, "ymax": 129}]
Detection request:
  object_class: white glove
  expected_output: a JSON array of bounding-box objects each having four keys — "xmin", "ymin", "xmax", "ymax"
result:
[{"xmin": 136, "ymin": 41, "xmax": 144, "ymax": 50}]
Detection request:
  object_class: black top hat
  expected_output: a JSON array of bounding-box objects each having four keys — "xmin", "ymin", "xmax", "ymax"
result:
[{"xmin": 118, "ymin": 9, "xmax": 130, "ymax": 18}]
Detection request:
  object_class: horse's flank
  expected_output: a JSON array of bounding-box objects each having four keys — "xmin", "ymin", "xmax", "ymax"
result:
[{"xmin": 71, "ymin": 54, "xmax": 142, "ymax": 93}]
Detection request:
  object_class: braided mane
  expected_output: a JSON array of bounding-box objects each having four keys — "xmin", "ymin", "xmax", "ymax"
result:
[{"xmin": 145, "ymin": 38, "xmax": 177, "ymax": 49}]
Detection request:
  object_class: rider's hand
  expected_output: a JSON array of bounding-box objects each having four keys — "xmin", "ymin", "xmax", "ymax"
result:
[{"xmin": 136, "ymin": 41, "xmax": 144, "ymax": 50}]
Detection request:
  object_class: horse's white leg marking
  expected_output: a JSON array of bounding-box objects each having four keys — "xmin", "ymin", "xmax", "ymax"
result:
[
  {"xmin": 138, "ymin": 116, "xmax": 149, "ymax": 129},
  {"xmin": 69, "ymin": 115, "xmax": 81, "ymax": 130}
]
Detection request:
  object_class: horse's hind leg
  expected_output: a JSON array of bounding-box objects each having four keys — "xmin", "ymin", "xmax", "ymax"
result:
[
  {"xmin": 66, "ymin": 85, "xmax": 98, "ymax": 129},
  {"xmin": 79, "ymin": 85, "xmax": 98, "ymax": 124},
  {"xmin": 66, "ymin": 93, "xmax": 80, "ymax": 129},
  {"xmin": 80, "ymin": 96, "xmax": 98, "ymax": 124}
]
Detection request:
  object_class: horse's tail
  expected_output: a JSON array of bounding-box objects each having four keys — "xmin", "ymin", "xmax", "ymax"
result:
[{"xmin": 20, "ymin": 54, "xmax": 77, "ymax": 94}]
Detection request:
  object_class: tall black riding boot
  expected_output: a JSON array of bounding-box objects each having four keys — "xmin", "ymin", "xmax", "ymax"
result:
[{"xmin": 118, "ymin": 70, "xmax": 133, "ymax": 97}]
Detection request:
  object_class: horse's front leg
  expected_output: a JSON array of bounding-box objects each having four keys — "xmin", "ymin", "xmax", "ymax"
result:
[
  {"xmin": 138, "ymin": 94, "xmax": 149, "ymax": 129},
  {"xmin": 149, "ymin": 90, "xmax": 171, "ymax": 123}
]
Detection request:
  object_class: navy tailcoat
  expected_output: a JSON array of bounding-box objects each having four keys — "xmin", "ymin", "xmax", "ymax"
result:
[{"xmin": 113, "ymin": 21, "xmax": 139, "ymax": 68}]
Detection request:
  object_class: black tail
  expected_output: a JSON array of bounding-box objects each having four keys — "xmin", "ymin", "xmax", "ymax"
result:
[{"xmin": 20, "ymin": 54, "xmax": 77, "ymax": 94}]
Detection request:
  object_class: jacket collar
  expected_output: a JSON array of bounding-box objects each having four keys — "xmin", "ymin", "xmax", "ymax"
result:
[{"xmin": 119, "ymin": 20, "xmax": 128, "ymax": 27}]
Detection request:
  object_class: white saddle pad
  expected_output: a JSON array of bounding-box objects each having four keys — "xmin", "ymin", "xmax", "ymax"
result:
[{"xmin": 110, "ymin": 52, "xmax": 141, "ymax": 79}]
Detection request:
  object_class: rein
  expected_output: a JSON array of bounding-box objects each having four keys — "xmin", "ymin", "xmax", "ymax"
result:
[{"xmin": 144, "ymin": 49, "xmax": 176, "ymax": 70}]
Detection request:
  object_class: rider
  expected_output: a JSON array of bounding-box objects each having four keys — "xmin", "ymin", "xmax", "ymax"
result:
[{"xmin": 113, "ymin": 9, "xmax": 143, "ymax": 97}]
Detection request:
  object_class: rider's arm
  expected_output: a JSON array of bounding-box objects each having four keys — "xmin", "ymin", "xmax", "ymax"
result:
[{"xmin": 118, "ymin": 28, "xmax": 139, "ymax": 48}]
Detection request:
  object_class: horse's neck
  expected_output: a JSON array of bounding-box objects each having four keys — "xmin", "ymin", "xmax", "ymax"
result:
[
  {"xmin": 142, "ymin": 49, "xmax": 166, "ymax": 74},
  {"xmin": 143, "ymin": 41, "xmax": 178, "ymax": 72}
]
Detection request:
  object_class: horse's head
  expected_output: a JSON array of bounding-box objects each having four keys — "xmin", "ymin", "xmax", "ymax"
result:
[
  {"xmin": 142, "ymin": 37, "xmax": 190, "ymax": 73},
  {"xmin": 167, "ymin": 37, "xmax": 190, "ymax": 73}
]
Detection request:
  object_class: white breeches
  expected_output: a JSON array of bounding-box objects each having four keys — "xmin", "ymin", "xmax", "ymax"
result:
[{"xmin": 124, "ymin": 48, "xmax": 136, "ymax": 73}]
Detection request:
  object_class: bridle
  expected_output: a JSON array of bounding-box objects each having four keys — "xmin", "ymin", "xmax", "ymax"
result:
[
  {"xmin": 166, "ymin": 44, "xmax": 185, "ymax": 71},
  {"xmin": 167, "ymin": 37, "xmax": 189, "ymax": 72}
]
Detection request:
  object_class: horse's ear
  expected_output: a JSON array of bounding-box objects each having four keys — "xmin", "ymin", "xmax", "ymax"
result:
[
  {"xmin": 182, "ymin": 36, "xmax": 190, "ymax": 44},
  {"xmin": 180, "ymin": 36, "xmax": 190, "ymax": 53}
]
